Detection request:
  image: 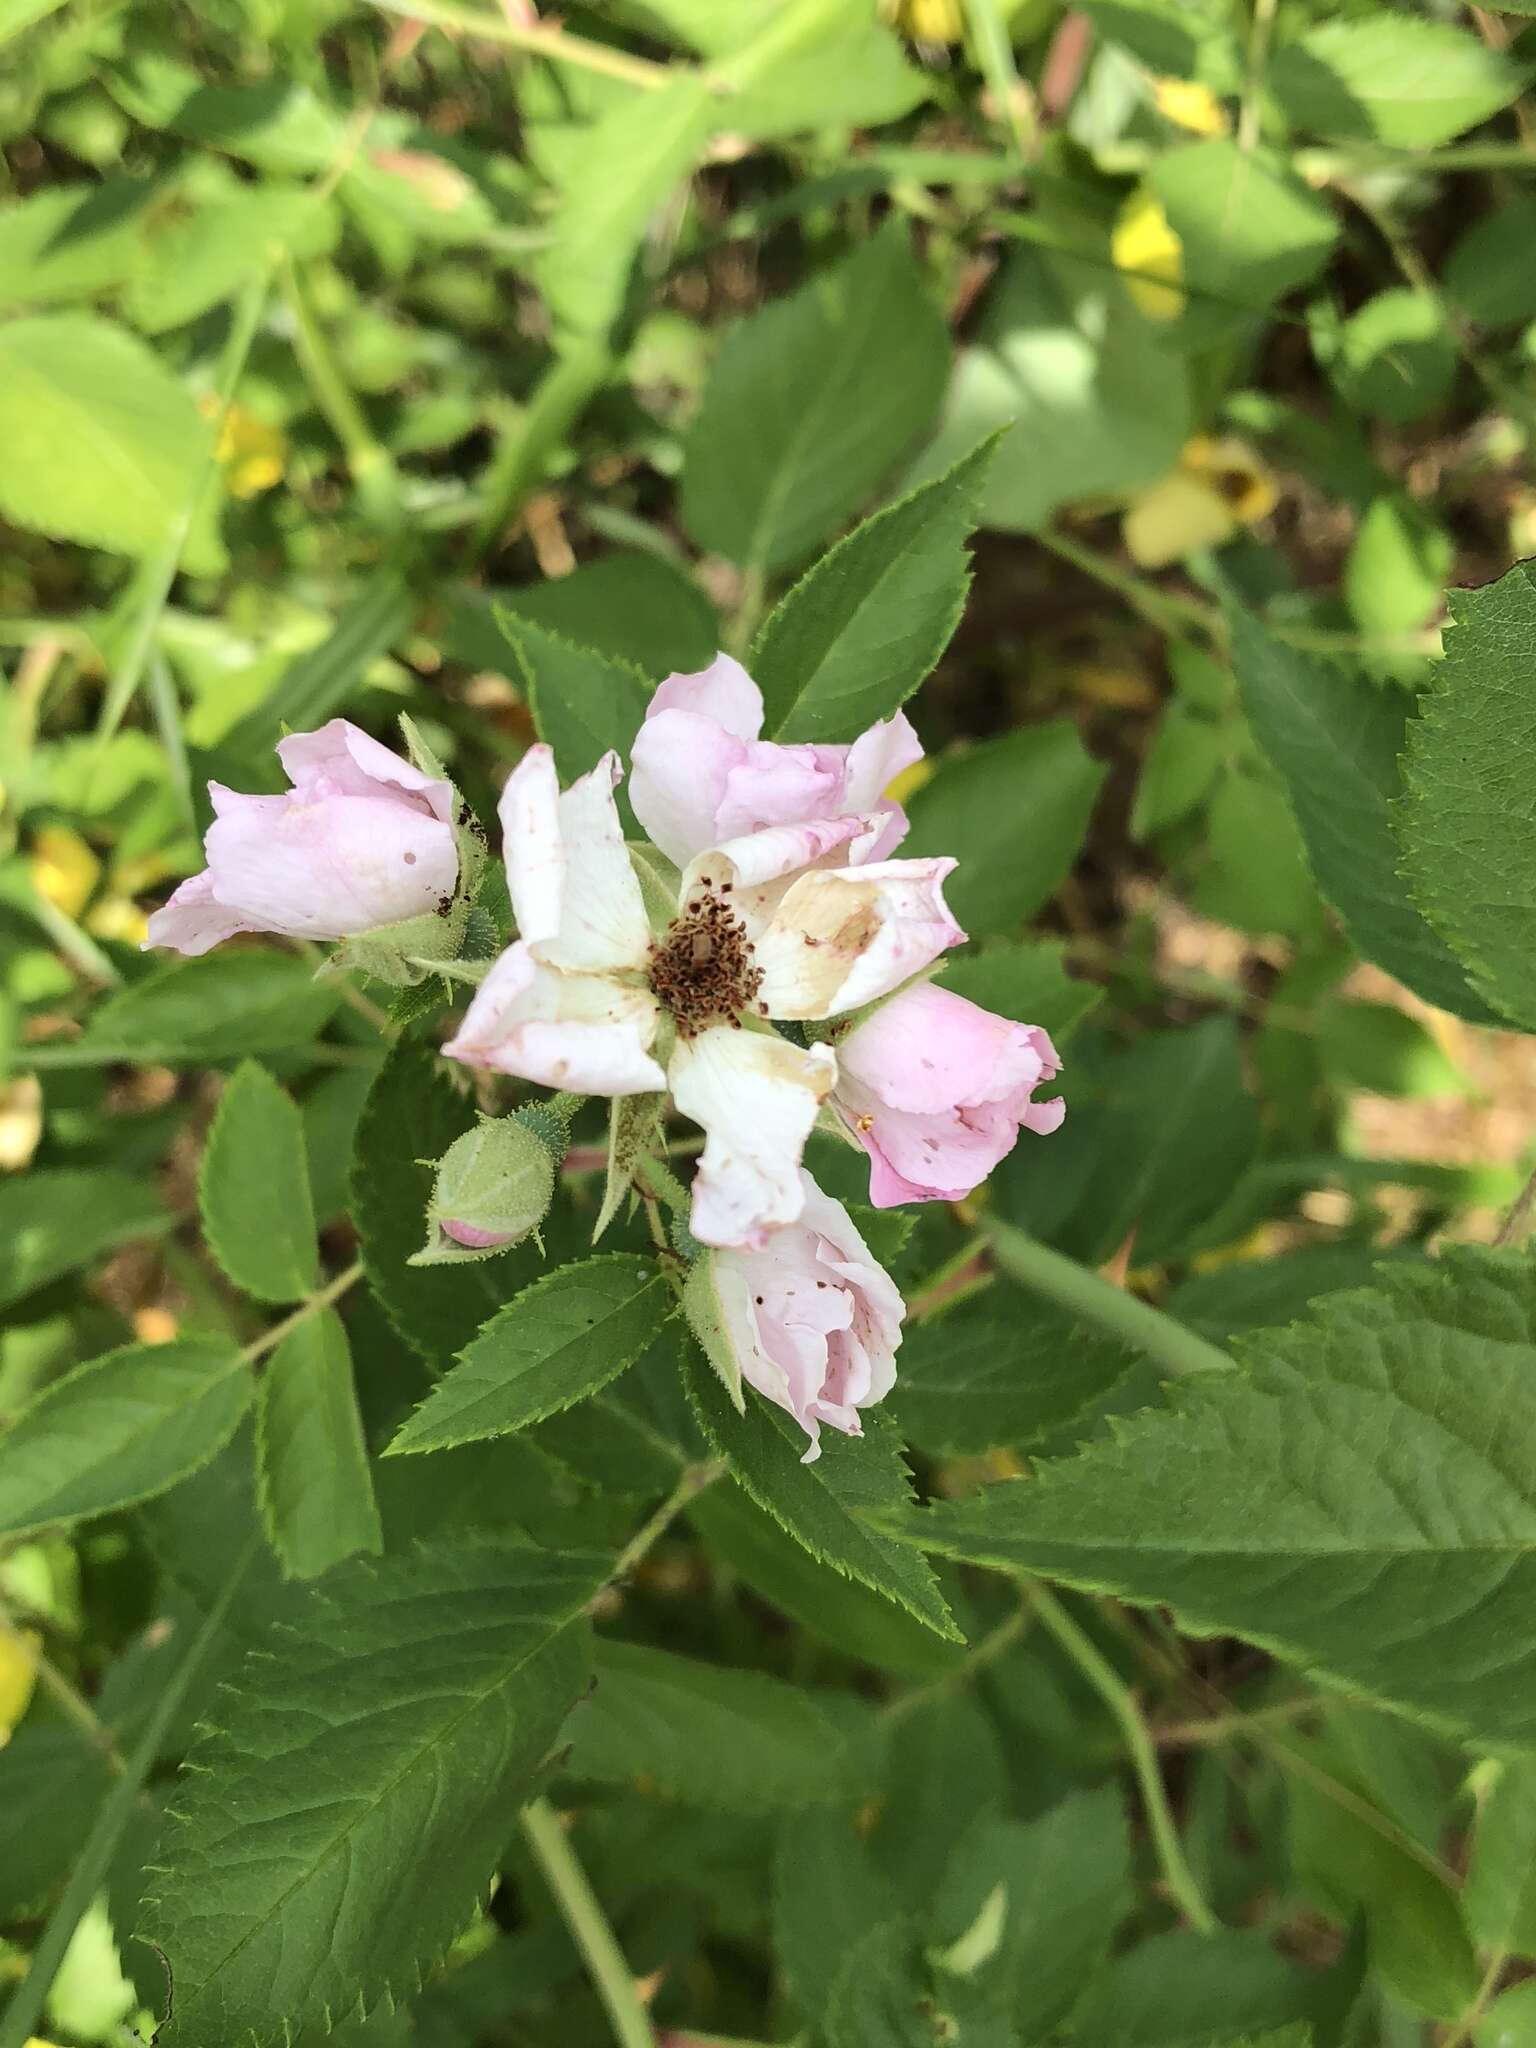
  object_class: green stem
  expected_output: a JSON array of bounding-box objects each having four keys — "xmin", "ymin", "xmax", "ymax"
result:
[
  {"xmin": 240, "ymin": 1260, "xmax": 365, "ymax": 1368},
  {"xmin": 1029, "ymin": 1586, "xmax": 1217, "ymax": 1936},
  {"xmin": 93, "ymin": 271, "xmax": 268, "ymax": 755},
  {"xmin": 521, "ymin": 1799, "xmax": 657, "ymax": 2048},
  {"xmin": 986, "ymin": 1220, "xmax": 1232, "ymax": 1378},
  {"xmin": 473, "ymin": 341, "xmax": 614, "ymax": 561},
  {"xmin": 612, "ymin": 1459, "xmax": 725, "ymax": 1583},
  {"xmin": 281, "ymin": 257, "xmax": 402, "ymax": 527},
  {"xmin": 1036, "ymin": 527, "xmax": 1224, "ymax": 642},
  {"xmin": 366, "ymin": 0, "xmax": 679, "ymax": 89},
  {"xmin": 0, "ymin": 1539, "xmax": 257, "ymax": 2048}
]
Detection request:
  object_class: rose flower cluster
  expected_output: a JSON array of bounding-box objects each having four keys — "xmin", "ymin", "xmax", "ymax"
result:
[{"xmin": 149, "ymin": 657, "xmax": 1063, "ymax": 1459}]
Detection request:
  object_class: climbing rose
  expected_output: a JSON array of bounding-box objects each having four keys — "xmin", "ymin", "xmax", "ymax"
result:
[
  {"xmin": 145, "ymin": 719, "xmax": 459, "ymax": 955},
  {"xmin": 833, "ymin": 982, "xmax": 1064, "ymax": 1205},
  {"xmin": 444, "ymin": 721, "xmax": 964, "ymax": 1251},
  {"xmin": 705, "ymin": 1173, "xmax": 904, "ymax": 1461}
]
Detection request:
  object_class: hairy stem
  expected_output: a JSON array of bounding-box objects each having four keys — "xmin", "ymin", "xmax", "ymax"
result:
[
  {"xmin": 240, "ymin": 1259, "xmax": 365, "ymax": 1368},
  {"xmin": 1029, "ymin": 1586, "xmax": 1218, "ymax": 1936},
  {"xmin": 986, "ymin": 1220, "xmax": 1232, "ymax": 1378}
]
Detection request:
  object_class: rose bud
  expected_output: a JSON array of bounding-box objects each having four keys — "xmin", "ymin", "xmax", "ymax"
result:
[
  {"xmin": 145, "ymin": 717, "xmax": 484, "ymax": 985},
  {"xmin": 685, "ymin": 1172, "xmax": 902, "ymax": 1462},
  {"xmin": 410, "ymin": 1109, "xmax": 563, "ymax": 1266},
  {"xmin": 832, "ymin": 981, "xmax": 1064, "ymax": 1206}
]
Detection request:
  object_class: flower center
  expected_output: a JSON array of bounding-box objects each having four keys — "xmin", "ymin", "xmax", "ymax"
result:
[{"xmin": 649, "ymin": 891, "xmax": 763, "ymax": 1037}]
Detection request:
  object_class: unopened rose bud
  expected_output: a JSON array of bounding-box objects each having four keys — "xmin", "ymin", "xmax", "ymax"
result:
[
  {"xmin": 685, "ymin": 1171, "xmax": 903, "ymax": 1462},
  {"xmin": 145, "ymin": 716, "xmax": 486, "ymax": 987},
  {"xmin": 410, "ymin": 1110, "xmax": 562, "ymax": 1266}
]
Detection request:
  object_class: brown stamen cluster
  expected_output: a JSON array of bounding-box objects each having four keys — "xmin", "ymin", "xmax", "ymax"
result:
[{"xmin": 649, "ymin": 890, "xmax": 763, "ymax": 1037}]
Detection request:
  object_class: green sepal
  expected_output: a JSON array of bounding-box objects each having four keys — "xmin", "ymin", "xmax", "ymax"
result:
[
  {"xmin": 594, "ymin": 1093, "xmax": 665, "ymax": 1243},
  {"xmin": 408, "ymin": 1112, "xmax": 558, "ymax": 1267},
  {"xmin": 683, "ymin": 1254, "xmax": 746, "ymax": 1415}
]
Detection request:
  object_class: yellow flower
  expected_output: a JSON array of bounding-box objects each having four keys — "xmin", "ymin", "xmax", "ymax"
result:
[
  {"xmin": 883, "ymin": 756, "xmax": 934, "ymax": 806},
  {"xmin": 1111, "ymin": 188, "xmax": 1185, "ymax": 322},
  {"xmin": 1122, "ymin": 434, "xmax": 1278, "ymax": 568},
  {"xmin": 0, "ymin": 1625, "xmax": 40, "ymax": 1741},
  {"xmin": 29, "ymin": 826, "xmax": 100, "ymax": 919},
  {"xmin": 203, "ymin": 398, "xmax": 286, "ymax": 500},
  {"xmin": 0, "ymin": 1075, "xmax": 43, "ymax": 1173},
  {"xmin": 881, "ymin": 0, "xmax": 966, "ymax": 42},
  {"xmin": 1149, "ymin": 77, "xmax": 1229, "ymax": 136},
  {"xmin": 85, "ymin": 896, "xmax": 149, "ymax": 947}
]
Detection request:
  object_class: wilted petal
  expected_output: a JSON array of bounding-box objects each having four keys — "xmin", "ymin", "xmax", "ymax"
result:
[
  {"xmin": 668, "ymin": 1025, "xmax": 836, "ymax": 1249},
  {"xmin": 142, "ymin": 869, "xmax": 257, "ymax": 956},
  {"xmin": 753, "ymin": 859, "xmax": 965, "ymax": 1020},
  {"xmin": 202, "ymin": 782, "xmax": 458, "ymax": 938},
  {"xmin": 682, "ymin": 814, "xmax": 881, "ymax": 939},
  {"xmin": 443, "ymin": 942, "xmax": 666, "ymax": 1095},
  {"xmin": 709, "ymin": 1172, "xmax": 903, "ymax": 1461}
]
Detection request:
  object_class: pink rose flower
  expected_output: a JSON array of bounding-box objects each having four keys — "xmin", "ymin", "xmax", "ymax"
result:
[
  {"xmin": 833, "ymin": 982, "xmax": 1064, "ymax": 1206},
  {"xmin": 629, "ymin": 652, "xmax": 922, "ymax": 869},
  {"xmin": 705, "ymin": 1173, "xmax": 903, "ymax": 1461},
  {"xmin": 145, "ymin": 719, "xmax": 459, "ymax": 955}
]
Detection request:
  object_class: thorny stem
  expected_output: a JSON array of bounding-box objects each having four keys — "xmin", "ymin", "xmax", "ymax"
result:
[
  {"xmin": 1494, "ymin": 1159, "xmax": 1536, "ymax": 1248},
  {"xmin": 1028, "ymin": 1586, "xmax": 1219, "ymax": 1937},
  {"xmin": 366, "ymin": 0, "xmax": 680, "ymax": 90},
  {"xmin": 985, "ymin": 1220, "xmax": 1233, "ymax": 1378},
  {"xmin": 520, "ymin": 1463, "xmax": 725, "ymax": 2048},
  {"xmin": 521, "ymin": 1801, "xmax": 658, "ymax": 2048},
  {"xmin": 239, "ymin": 1260, "xmax": 365, "ymax": 1368}
]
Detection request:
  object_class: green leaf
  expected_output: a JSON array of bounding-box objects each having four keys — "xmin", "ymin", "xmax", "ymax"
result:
[
  {"xmin": 566, "ymin": 1638, "xmax": 859, "ymax": 1809},
  {"xmin": 1398, "ymin": 566, "xmax": 1536, "ymax": 1026},
  {"xmin": 387, "ymin": 1255, "xmax": 675, "ymax": 1455},
  {"xmin": 1147, "ymin": 141, "xmax": 1337, "ymax": 351},
  {"xmin": 1444, "ymin": 199, "xmax": 1536, "ymax": 331},
  {"xmin": 904, "ymin": 723, "xmax": 1106, "ymax": 938},
  {"xmin": 1315, "ymin": 998, "xmax": 1465, "ymax": 1100},
  {"xmin": 199, "ymin": 1060, "xmax": 319, "ymax": 1305},
  {"xmin": 0, "ymin": 180, "xmax": 156, "ymax": 310},
  {"xmin": 1079, "ymin": 0, "xmax": 1239, "ymax": 84},
  {"xmin": 444, "ymin": 553, "xmax": 719, "ymax": 682},
  {"xmin": 682, "ymin": 1345, "xmax": 960, "ymax": 1642},
  {"xmin": 1073, "ymin": 1929, "xmax": 1317, "ymax": 2045},
  {"xmin": 71, "ymin": 952, "xmax": 345, "ymax": 1065},
  {"xmin": 749, "ymin": 435, "xmax": 994, "ymax": 744},
  {"xmin": 822, "ymin": 1921, "xmax": 942, "ymax": 2048},
  {"xmin": 1194, "ymin": 766, "xmax": 1322, "ymax": 940},
  {"xmin": 217, "ymin": 569, "xmax": 415, "ymax": 760},
  {"xmin": 1287, "ymin": 1722, "xmax": 1477, "ymax": 2018},
  {"xmin": 936, "ymin": 939, "xmax": 1102, "ymax": 1042},
  {"xmin": 126, "ymin": 184, "xmax": 337, "ymax": 333},
  {"xmin": 1131, "ymin": 701, "xmax": 1226, "ymax": 841},
  {"xmin": 0, "ymin": 1338, "xmax": 250, "ymax": 1541},
  {"xmin": 893, "ymin": 1295, "xmax": 1134, "ymax": 1458},
  {"xmin": 499, "ymin": 614, "xmax": 654, "ymax": 784},
  {"xmin": 1343, "ymin": 493, "xmax": 1452, "ymax": 639},
  {"xmin": 690, "ymin": 1483, "xmax": 965, "ymax": 1678},
  {"xmin": 1270, "ymin": 17, "xmax": 1528, "ymax": 148},
  {"xmin": 1231, "ymin": 605, "xmax": 1499, "ymax": 1023},
  {"xmin": 139, "ymin": 1538, "xmax": 603, "ymax": 2046},
  {"xmin": 535, "ymin": 76, "xmax": 714, "ymax": 341},
  {"xmin": 0, "ymin": 312, "xmax": 223, "ymax": 573},
  {"xmin": 1468, "ymin": 1761, "xmax": 1536, "ymax": 1959},
  {"xmin": 0, "ymin": 1168, "xmax": 168, "ymax": 1312},
  {"xmin": 682, "ymin": 220, "xmax": 951, "ymax": 575},
  {"xmin": 1330, "ymin": 289, "xmax": 1457, "ymax": 426},
  {"xmin": 914, "ymin": 245, "xmax": 1189, "ymax": 535},
  {"xmin": 909, "ymin": 1248, "xmax": 1536, "ymax": 1752},
  {"xmin": 257, "ymin": 1309, "xmax": 382, "ymax": 1581}
]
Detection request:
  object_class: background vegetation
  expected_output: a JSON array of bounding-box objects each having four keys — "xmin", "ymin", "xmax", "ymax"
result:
[{"xmin": 6, "ymin": 1, "xmax": 1536, "ymax": 2045}]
